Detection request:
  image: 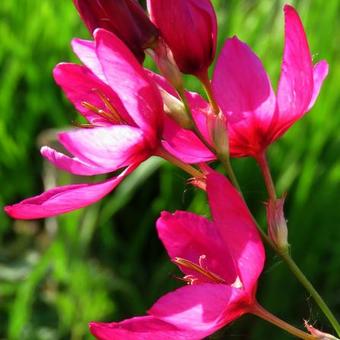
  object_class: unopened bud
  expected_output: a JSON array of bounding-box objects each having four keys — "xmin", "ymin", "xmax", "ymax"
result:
[
  {"xmin": 149, "ymin": 41, "xmax": 183, "ymax": 91},
  {"xmin": 305, "ymin": 321, "xmax": 339, "ymax": 340},
  {"xmin": 160, "ymin": 89, "xmax": 193, "ymax": 129},
  {"xmin": 208, "ymin": 111, "xmax": 229, "ymax": 159},
  {"xmin": 266, "ymin": 196, "xmax": 289, "ymax": 251},
  {"xmin": 73, "ymin": 0, "xmax": 158, "ymax": 63},
  {"xmin": 148, "ymin": 0, "xmax": 217, "ymax": 76}
]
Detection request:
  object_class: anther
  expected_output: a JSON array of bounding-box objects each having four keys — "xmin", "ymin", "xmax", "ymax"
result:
[
  {"xmin": 172, "ymin": 256, "xmax": 226, "ymax": 284},
  {"xmin": 93, "ymin": 89, "xmax": 124, "ymax": 123}
]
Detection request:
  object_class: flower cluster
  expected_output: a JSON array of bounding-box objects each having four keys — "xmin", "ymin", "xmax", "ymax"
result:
[{"xmin": 5, "ymin": 1, "xmax": 336, "ymax": 339}]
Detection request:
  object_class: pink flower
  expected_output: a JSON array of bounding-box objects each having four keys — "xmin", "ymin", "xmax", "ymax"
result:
[
  {"xmin": 212, "ymin": 4, "xmax": 329, "ymax": 158},
  {"xmin": 4, "ymin": 29, "xmax": 164, "ymax": 219},
  {"xmin": 89, "ymin": 171, "xmax": 265, "ymax": 339},
  {"xmin": 151, "ymin": 5, "xmax": 328, "ymax": 163},
  {"xmin": 147, "ymin": 0, "xmax": 217, "ymax": 76},
  {"xmin": 73, "ymin": 0, "xmax": 158, "ymax": 63}
]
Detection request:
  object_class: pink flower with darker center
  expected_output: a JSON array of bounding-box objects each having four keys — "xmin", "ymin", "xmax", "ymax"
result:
[
  {"xmin": 154, "ymin": 5, "xmax": 328, "ymax": 163},
  {"xmin": 212, "ymin": 4, "xmax": 328, "ymax": 158},
  {"xmin": 4, "ymin": 29, "xmax": 164, "ymax": 220},
  {"xmin": 89, "ymin": 171, "xmax": 265, "ymax": 339}
]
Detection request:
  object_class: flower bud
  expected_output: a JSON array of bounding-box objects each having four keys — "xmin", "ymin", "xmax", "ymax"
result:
[
  {"xmin": 149, "ymin": 41, "xmax": 183, "ymax": 91},
  {"xmin": 147, "ymin": 0, "xmax": 217, "ymax": 76},
  {"xmin": 159, "ymin": 89, "xmax": 193, "ymax": 130},
  {"xmin": 208, "ymin": 111, "xmax": 229, "ymax": 159},
  {"xmin": 266, "ymin": 197, "xmax": 289, "ymax": 251},
  {"xmin": 305, "ymin": 321, "xmax": 339, "ymax": 340},
  {"xmin": 73, "ymin": 0, "xmax": 158, "ymax": 63}
]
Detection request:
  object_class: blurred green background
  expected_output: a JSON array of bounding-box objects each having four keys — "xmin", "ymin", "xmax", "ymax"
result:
[{"xmin": 0, "ymin": 0, "xmax": 339, "ymax": 339}]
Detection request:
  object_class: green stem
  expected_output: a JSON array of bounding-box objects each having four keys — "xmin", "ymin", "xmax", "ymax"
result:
[
  {"xmin": 256, "ymin": 151, "xmax": 340, "ymax": 336},
  {"xmin": 178, "ymin": 88, "xmax": 242, "ymax": 192},
  {"xmin": 218, "ymin": 153, "xmax": 241, "ymax": 193},
  {"xmin": 156, "ymin": 147, "xmax": 203, "ymax": 179},
  {"xmin": 250, "ymin": 303, "xmax": 317, "ymax": 339},
  {"xmin": 196, "ymin": 70, "xmax": 220, "ymax": 114},
  {"xmin": 279, "ymin": 250, "xmax": 340, "ymax": 337}
]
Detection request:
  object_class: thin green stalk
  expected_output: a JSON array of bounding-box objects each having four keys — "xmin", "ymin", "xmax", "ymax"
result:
[
  {"xmin": 156, "ymin": 147, "xmax": 203, "ymax": 179},
  {"xmin": 178, "ymin": 89, "xmax": 242, "ymax": 191},
  {"xmin": 196, "ymin": 70, "xmax": 220, "ymax": 114},
  {"xmin": 279, "ymin": 250, "xmax": 340, "ymax": 337},
  {"xmin": 218, "ymin": 153, "xmax": 241, "ymax": 193},
  {"xmin": 256, "ymin": 151, "xmax": 340, "ymax": 336},
  {"xmin": 196, "ymin": 71, "xmax": 243, "ymax": 192},
  {"xmin": 250, "ymin": 303, "xmax": 317, "ymax": 340}
]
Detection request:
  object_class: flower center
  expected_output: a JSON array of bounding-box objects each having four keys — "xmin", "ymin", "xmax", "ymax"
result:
[
  {"xmin": 79, "ymin": 88, "xmax": 125, "ymax": 127},
  {"xmin": 172, "ymin": 255, "xmax": 226, "ymax": 285}
]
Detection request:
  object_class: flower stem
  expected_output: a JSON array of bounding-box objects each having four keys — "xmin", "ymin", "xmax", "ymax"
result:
[
  {"xmin": 196, "ymin": 71, "xmax": 243, "ymax": 193},
  {"xmin": 177, "ymin": 89, "xmax": 242, "ymax": 192},
  {"xmin": 279, "ymin": 250, "xmax": 340, "ymax": 337},
  {"xmin": 217, "ymin": 153, "xmax": 241, "ymax": 193},
  {"xmin": 255, "ymin": 151, "xmax": 340, "ymax": 336},
  {"xmin": 250, "ymin": 303, "xmax": 317, "ymax": 339},
  {"xmin": 255, "ymin": 151, "xmax": 277, "ymax": 200},
  {"xmin": 156, "ymin": 147, "xmax": 203, "ymax": 179},
  {"xmin": 196, "ymin": 70, "xmax": 220, "ymax": 114}
]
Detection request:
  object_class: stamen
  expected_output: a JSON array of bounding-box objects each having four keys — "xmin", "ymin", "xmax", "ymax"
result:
[
  {"xmin": 72, "ymin": 121, "xmax": 96, "ymax": 129},
  {"xmin": 81, "ymin": 101, "xmax": 115, "ymax": 123},
  {"xmin": 80, "ymin": 88, "xmax": 126, "ymax": 125},
  {"xmin": 173, "ymin": 257, "xmax": 226, "ymax": 284},
  {"xmin": 94, "ymin": 89, "xmax": 123, "ymax": 123}
]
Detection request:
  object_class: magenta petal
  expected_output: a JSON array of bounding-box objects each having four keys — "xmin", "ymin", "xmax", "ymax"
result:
[
  {"xmin": 149, "ymin": 284, "xmax": 245, "ymax": 335},
  {"xmin": 157, "ymin": 211, "xmax": 237, "ymax": 284},
  {"xmin": 307, "ymin": 60, "xmax": 329, "ymax": 111},
  {"xmin": 89, "ymin": 316, "xmax": 200, "ymax": 340},
  {"xmin": 59, "ymin": 125, "xmax": 148, "ymax": 171},
  {"xmin": 41, "ymin": 146, "xmax": 109, "ymax": 176},
  {"xmin": 71, "ymin": 38, "xmax": 106, "ymax": 83},
  {"xmin": 147, "ymin": 0, "xmax": 217, "ymax": 75},
  {"xmin": 145, "ymin": 70, "xmax": 178, "ymax": 97},
  {"xmin": 162, "ymin": 138, "xmax": 214, "ymax": 164},
  {"xmin": 277, "ymin": 5, "xmax": 313, "ymax": 125},
  {"xmin": 4, "ymin": 165, "xmax": 136, "ymax": 219},
  {"xmin": 212, "ymin": 37, "xmax": 276, "ymax": 156},
  {"xmin": 94, "ymin": 29, "xmax": 163, "ymax": 135},
  {"xmin": 53, "ymin": 63, "xmax": 131, "ymax": 126},
  {"xmin": 206, "ymin": 172, "xmax": 265, "ymax": 291},
  {"xmin": 162, "ymin": 118, "xmax": 215, "ymax": 164},
  {"xmin": 187, "ymin": 91, "xmax": 214, "ymax": 145}
]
